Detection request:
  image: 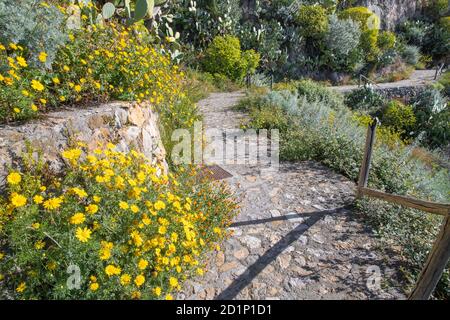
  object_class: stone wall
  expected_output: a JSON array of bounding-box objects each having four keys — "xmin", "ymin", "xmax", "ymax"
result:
[{"xmin": 0, "ymin": 101, "xmax": 168, "ymax": 187}]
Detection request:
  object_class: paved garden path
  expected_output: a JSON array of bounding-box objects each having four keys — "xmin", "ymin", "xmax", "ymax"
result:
[
  {"xmin": 178, "ymin": 92, "xmax": 405, "ymax": 300},
  {"xmin": 330, "ymin": 69, "xmax": 436, "ymax": 93}
]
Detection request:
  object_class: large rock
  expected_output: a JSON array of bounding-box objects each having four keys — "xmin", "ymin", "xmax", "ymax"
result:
[{"xmin": 0, "ymin": 101, "xmax": 168, "ymax": 187}]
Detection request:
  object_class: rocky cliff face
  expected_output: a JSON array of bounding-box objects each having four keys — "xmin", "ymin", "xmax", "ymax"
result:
[
  {"xmin": 352, "ymin": 0, "xmax": 424, "ymax": 29},
  {"xmin": 0, "ymin": 101, "xmax": 168, "ymax": 188}
]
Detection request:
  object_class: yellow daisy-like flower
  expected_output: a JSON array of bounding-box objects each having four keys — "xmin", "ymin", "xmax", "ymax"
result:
[
  {"xmin": 75, "ymin": 227, "xmax": 92, "ymax": 243},
  {"xmin": 52, "ymin": 77, "xmax": 60, "ymax": 84},
  {"xmin": 43, "ymin": 197, "xmax": 63, "ymax": 210},
  {"xmin": 85, "ymin": 204, "xmax": 98, "ymax": 214},
  {"xmin": 165, "ymin": 294, "xmax": 173, "ymax": 300},
  {"xmin": 134, "ymin": 274, "xmax": 145, "ymax": 287},
  {"xmin": 16, "ymin": 282, "xmax": 26, "ymax": 293},
  {"xmin": 11, "ymin": 193, "xmax": 27, "ymax": 208},
  {"xmin": 38, "ymin": 52, "xmax": 47, "ymax": 63},
  {"xmin": 31, "ymin": 104, "xmax": 38, "ymax": 112},
  {"xmin": 153, "ymin": 287, "xmax": 162, "ymax": 297},
  {"xmin": 16, "ymin": 56, "xmax": 27, "ymax": 68},
  {"xmin": 31, "ymin": 79, "xmax": 44, "ymax": 91},
  {"xmin": 89, "ymin": 282, "xmax": 99, "ymax": 291},
  {"xmin": 130, "ymin": 204, "xmax": 140, "ymax": 213},
  {"xmin": 74, "ymin": 84, "xmax": 82, "ymax": 92},
  {"xmin": 33, "ymin": 195, "xmax": 44, "ymax": 204},
  {"xmin": 31, "ymin": 222, "xmax": 40, "ymax": 229},
  {"xmin": 93, "ymin": 196, "xmax": 101, "ymax": 203},
  {"xmin": 119, "ymin": 201, "xmax": 129, "ymax": 210},
  {"xmin": 7, "ymin": 172, "xmax": 21, "ymax": 185},
  {"xmin": 169, "ymin": 277, "xmax": 178, "ymax": 288},
  {"xmin": 154, "ymin": 200, "xmax": 166, "ymax": 210},
  {"xmin": 120, "ymin": 274, "xmax": 131, "ymax": 286},
  {"xmin": 63, "ymin": 65, "xmax": 70, "ymax": 72},
  {"xmin": 138, "ymin": 258, "xmax": 148, "ymax": 270},
  {"xmin": 158, "ymin": 226, "xmax": 167, "ymax": 235},
  {"xmin": 70, "ymin": 213, "xmax": 86, "ymax": 225},
  {"xmin": 105, "ymin": 265, "xmax": 121, "ymax": 276},
  {"xmin": 35, "ymin": 240, "xmax": 45, "ymax": 250}
]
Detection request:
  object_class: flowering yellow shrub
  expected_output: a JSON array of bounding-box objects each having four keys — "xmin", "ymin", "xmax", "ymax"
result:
[
  {"xmin": 0, "ymin": 145, "xmax": 238, "ymax": 299},
  {"xmin": 0, "ymin": 3, "xmax": 187, "ymax": 125}
]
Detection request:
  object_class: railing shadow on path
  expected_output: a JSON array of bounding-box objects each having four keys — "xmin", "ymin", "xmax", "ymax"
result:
[{"xmin": 215, "ymin": 205, "xmax": 352, "ymax": 300}]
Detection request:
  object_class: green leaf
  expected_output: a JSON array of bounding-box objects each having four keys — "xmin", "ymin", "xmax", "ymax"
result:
[{"xmin": 102, "ymin": 2, "xmax": 116, "ymax": 20}]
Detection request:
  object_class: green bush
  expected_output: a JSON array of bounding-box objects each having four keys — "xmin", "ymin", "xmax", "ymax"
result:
[
  {"xmin": 241, "ymin": 84, "xmax": 450, "ymax": 299},
  {"xmin": 296, "ymin": 79, "xmax": 346, "ymax": 111},
  {"xmin": 437, "ymin": 70, "xmax": 450, "ymax": 97},
  {"xmin": 339, "ymin": 7, "xmax": 381, "ymax": 62},
  {"xmin": 296, "ymin": 5, "xmax": 329, "ymax": 39},
  {"xmin": 202, "ymin": 35, "xmax": 260, "ymax": 82},
  {"xmin": 412, "ymin": 87, "xmax": 450, "ymax": 148},
  {"xmin": 324, "ymin": 14, "xmax": 363, "ymax": 72},
  {"xmin": 382, "ymin": 100, "xmax": 416, "ymax": 137},
  {"xmin": 398, "ymin": 20, "xmax": 433, "ymax": 47},
  {"xmin": 401, "ymin": 45, "xmax": 421, "ymax": 66},
  {"xmin": 0, "ymin": 0, "xmax": 67, "ymax": 68},
  {"xmin": 377, "ymin": 31, "xmax": 397, "ymax": 51}
]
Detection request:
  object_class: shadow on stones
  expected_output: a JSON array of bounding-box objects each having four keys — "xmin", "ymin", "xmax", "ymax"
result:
[{"xmin": 216, "ymin": 206, "xmax": 351, "ymax": 300}]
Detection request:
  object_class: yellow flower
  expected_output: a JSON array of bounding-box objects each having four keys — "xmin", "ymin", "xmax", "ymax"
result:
[
  {"xmin": 130, "ymin": 204, "xmax": 140, "ymax": 213},
  {"xmin": 75, "ymin": 227, "xmax": 92, "ymax": 243},
  {"xmin": 158, "ymin": 226, "xmax": 167, "ymax": 235},
  {"xmin": 11, "ymin": 193, "xmax": 27, "ymax": 208},
  {"xmin": 154, "ymin": 287, "xmax": 162, "ymax": 296},
  {"xmin": 59, "ymin": 95, "xmax": 66, "ymax": 102},
  {"xmin": 138, "ymin": 258, "xmax": 148, "ymax": 270},
  {"xmin": 99, "ymin": 241, "xmax": 113, "ymax": 260},
  {"xmin": 16, "ymin": 282, "xmax": 26, "ymax": 293},
  {"xmin": 52, "ymin": 77, "xmax": 60, "ymax": 84},
  {"xmin": 169, "ymin": 277, "xmax": 178, "ymax": 288},
  {"xmin": 31, "ymin": 104, "xmax": 38, "ymax": 112},
  {"xmin": 13, "ymin": 108, "xmax": 20, "ymax": 113},
  {"xmin": 7, "ymin": 172, "xmax": 21, "ymax": 185},
  {"xmin": 16, "ymin": 56, "xmax": 28, "ymax": 67},
  {"xmin": 93, "ymin": 196, "xmax": 101, "ymax": 203},
  {"xmin": 0, "ymin": 252, "xmax": 4, "ymax": 260},
  {"xmin": 63, "ymin": 65, "xmax": 70, "ymax": 72},
  {"xmin": 89, "ymin": 282, "xmax": 99, "ymax": 291},
  {"xmin": 70, "ymin": 213, "xmax": 86, "ymax": 225},
  {"xmin": 31, "ymin": 79, "xmax": 44, "ymax": 91},
  {"xmin": 165, "ymin": 294, "xmax": 173, "ymax": 300},
  {"xmin": 154, "ymin": 200, "xmax": 166, "ymax": 210},
  {"xmin": 131, "ymin": 291, "xmax": 141, "ymax": 299},
  {"xmin": 62, "ymin": 148, "xmax": 82, "ymax": 162},
  {"xmin": 43, "ymin": 197, "xmax": 63, "ymax": 210},
  {"xmin": 21, "ymin": 89, "xmax": 29, "ymax": 96},
  {"xmin": 38, "ymin": 52, "xmax": 47, "ymax": 63},
  {"xmin": 31, "ymin": 222, "xmax": 40, "ymax": 229},
  {"xmin": 105, "ymin": 265, "xmax": 121, "ymax": 276},
  {"xmin": 39, "ymin": 98, "xmax": 47, "ymax": 104},
  {"xmin": 33, "ymin": 195, "xmax": 44, "ymax": 204},
  {"xmin": 134, "ymin": 274, "xmax": 145, "ymax": 287},
  {"xmin": 74, "ymin": 84, "xmax": 82, "ymax": 92},
  {"xmin": 85, "ymin": 204, "xmax": 98, "ymax": 214},
  {"xmin": 120, "ymin": 274, "xmax": 131, "ymax": 285},
  {"xmin": 119, "ymin": 201, "xmax": 129, "ymax": 210}
]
